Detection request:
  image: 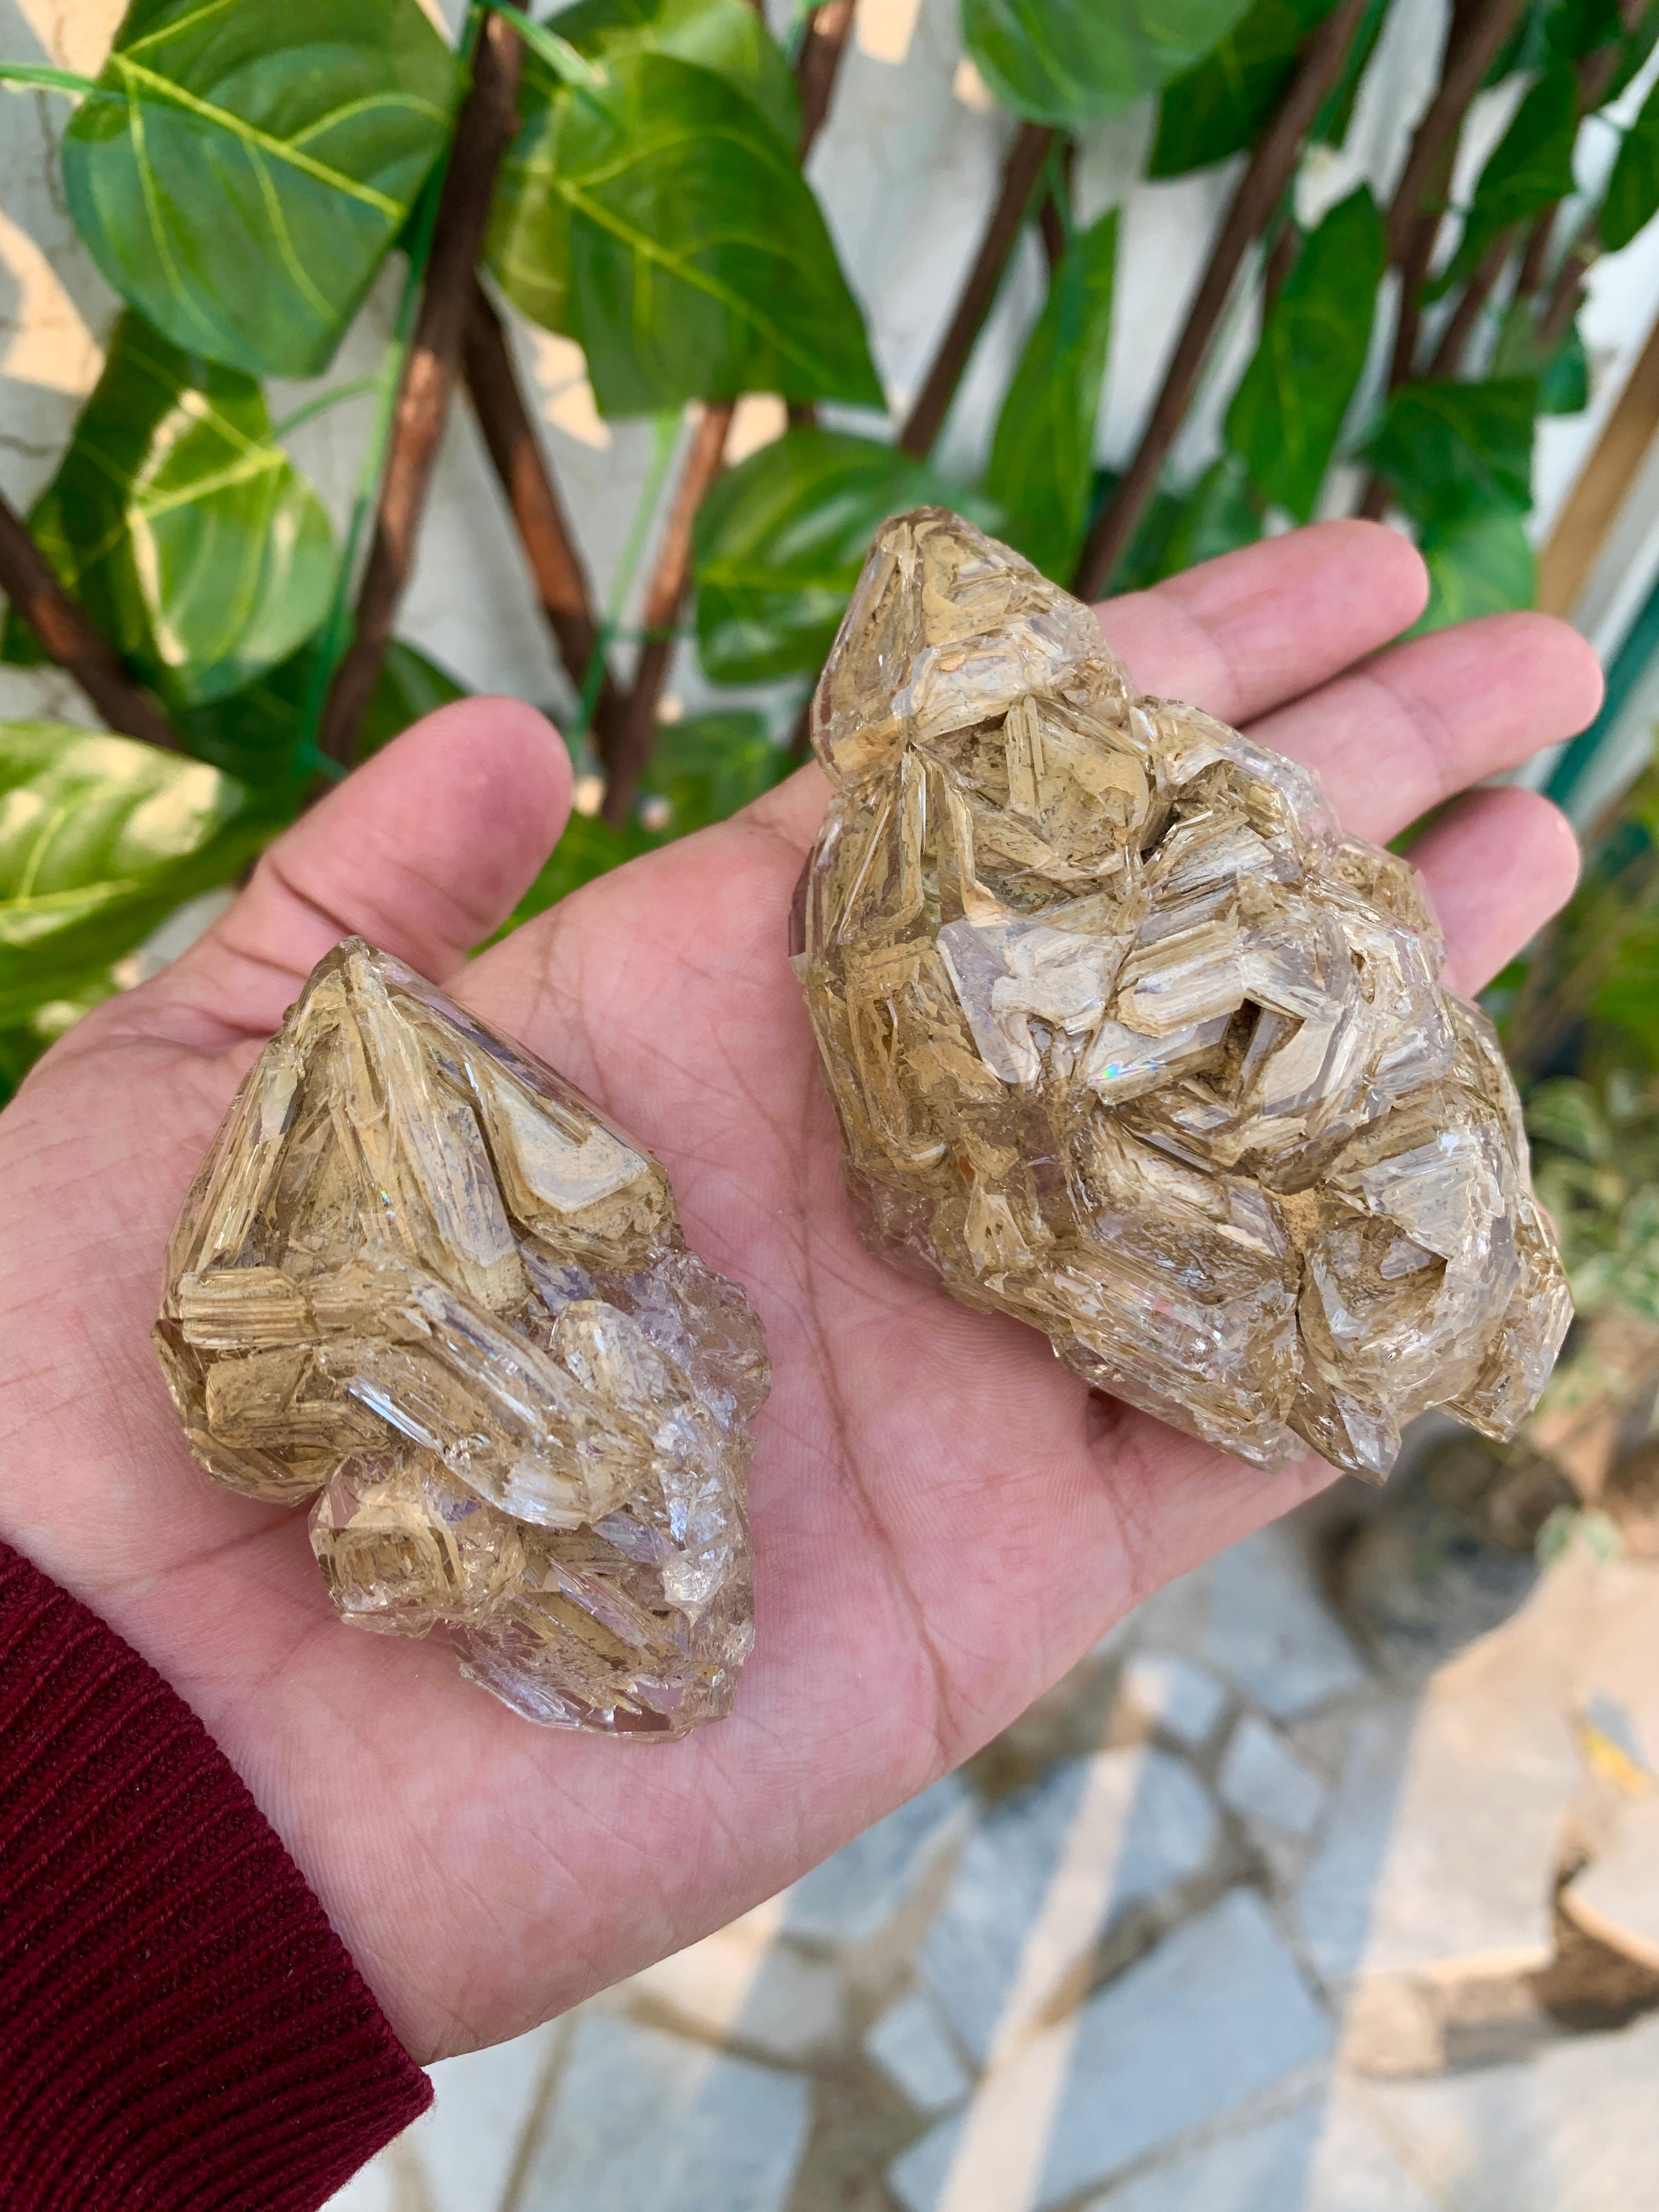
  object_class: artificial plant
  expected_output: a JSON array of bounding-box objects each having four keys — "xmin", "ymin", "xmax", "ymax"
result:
[{"xmin": 3, "ymin": 0, "xmax": 1659, "ymax": 1103}]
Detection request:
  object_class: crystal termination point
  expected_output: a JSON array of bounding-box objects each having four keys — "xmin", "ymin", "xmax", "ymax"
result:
[{"xmin": 794, "ymin": 510, "xmax": 1570, "ymax": 1480}]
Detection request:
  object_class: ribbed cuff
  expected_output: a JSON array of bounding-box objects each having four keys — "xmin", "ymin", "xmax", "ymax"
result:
[{"xmin": 0, "ymin": 1541, "xmax": 432, "ymax": 2210}]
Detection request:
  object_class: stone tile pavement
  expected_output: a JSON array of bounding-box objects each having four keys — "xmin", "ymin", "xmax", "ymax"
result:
[{"xmin": 327, "ymin": 1503, "xmax": 1659, "ymax": 2212}]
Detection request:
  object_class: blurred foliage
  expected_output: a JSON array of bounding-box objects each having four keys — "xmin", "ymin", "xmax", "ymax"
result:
[
  {"xmin": 1433, "ymin": 63, "xmax": 1578, "ymax": 296},
  {"xmin": 2, "ymin": 313, "xmax": 333, "ymax": 708},
  {"xmin": 1528, "ymin": 1069, "xmax": 1659, "ymax": 1322},
  {"xmin": 1225, "ymin": 187, "xmax": 1383, "ymax": 522},
  {"xmin": 1150, "ymin": 0, "xmax": 1342, "ymax": 176},
  {"xmin": 0, "ymin": 723, "xmax": 263, "ymax": 1026},
  {"xmin": 487, "ymin": 25, "xmax": 879, "ymax": 413},
  {"xmin": 5, "ymin": 0, "xmax": 1659, "ymax": 1099},
  {"xmin": 692, "ymin": 431, "xmax": 977, "ymax": 682},
  {"xmin": 962, "ymin": 0, "xmax": 1257, "ymax": 126},
  {"xmin": 1504, "ymin": 758, "xmax": 1659, "ymax": 1080},
  {"xmin": 987, "ymin": 210, "xmax": 1118, "ymax": 578},
  {"xmin": 62, "ymin": 0, "xmax": 458, "ymax": 379},
  {"xmin": 505, "ymin": 710, "xmax": 789, "ymax": 928}
]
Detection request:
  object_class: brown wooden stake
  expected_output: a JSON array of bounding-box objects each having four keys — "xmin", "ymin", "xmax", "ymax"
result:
[
  {"xmin": 319, "ymin": 15, "xmax": 524, "ymax": 769},
  {"xmin": 1538, "ymin": 233, "xmax": 1594, "ymax": 352},
  {"xmin": 1426, "ymin": 227, "xmax": 1513, "ymax": 377},
  {"xmin": 601, "ymin": 404, "xmax": 734, "ymax": 830},
  {"xmin": 1037, "ymin": 139, "xmax": 1075, "ymax": 274},
  {"xmin": 797, "ymin": 0, "xmax": 854, "ymax": 159},
  {"xmin": 1515, "ymin": 206, "xmax": 1556, "ymax": 303},
  {"xmin": 1073, "ymin": 0, "xmax": 1368, "ymax": 602},
  {"xmin": 1384, "ymin": 0, "xmax": 1529, "ymax": 268},
  {"xmin": 460, "ymin": 280, "xmax": 625, "ymax": 750},
  {"xmin": 1537, "ymin": 304, "xmax": 1659, "ymax": 615},
  {"xmin": 1261, "ymin": 215, "xmax": 1301, "ymax": 314},
  {"xmin": 1377, "ymin": 0, "xmax": 1528, "ymax": 399},
  {"xmin": 1355, "ymin": 0, "xmax": 1530, "ymax": 518},
  {"xmin": 897, "ymin": 122, "xmax": 1055, "ymax": 460},
  {"xmin": 1038, "ymin": 193, "xmax": 1068, "ymax": 274},
  {"xmin": 0, "ymin": 491, "xmax": 182, "ymax": 751}
]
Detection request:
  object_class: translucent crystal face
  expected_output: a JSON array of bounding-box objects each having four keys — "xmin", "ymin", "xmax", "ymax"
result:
[
  {"xmin": 797, "ymin": 510, "xmax": 1570, "ymax": 1481},
  {"xmin": 155, "ymin": 939, "xmax": 768, "ymax": 1736}
]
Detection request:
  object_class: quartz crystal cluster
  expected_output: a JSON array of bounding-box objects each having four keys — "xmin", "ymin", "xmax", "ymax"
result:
[
  {"xmin": 155, "ymin": 940, "xmax": 768, "ymax": 1736},
  {"xmin": 794, "ymin": 510, "xmax": 1570, "ymax": 1480}
]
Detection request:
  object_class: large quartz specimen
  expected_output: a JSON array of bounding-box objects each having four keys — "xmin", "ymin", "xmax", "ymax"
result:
[
  {"xmin": 155, "ymin": 939, "xmax": 768, "ymax": 1736},
  {"xmin": 794, "ymin": 510, "xmax": 1570, "ymax": 1480}
]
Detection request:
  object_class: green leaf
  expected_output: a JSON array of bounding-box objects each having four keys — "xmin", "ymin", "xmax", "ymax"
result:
[
  {"xmin": 961, "ymin": 0, "xmax": 1258, "ymax": 125},
  {"xmin": 640, "ymin": 709, "xmax": 789, "ymax": 833},
  {"xmin": 1309, "ymin": 0, "xmax": 1391, "ymax": 146},
  {"xmin": 0, "ymin": 721, "xmax": 259, "ymax": 1021},
  {"xmin": 504, "ymin": 810, "xmax": 658, "ymax": 930},
  {"xmin": 0, "ymin": 966, "xmax": 121, "ymax": 1106},
  {"xmin": 489, "ymin": 2, "xmax": 610, "ymax": 90},
  {"xmin": 1590, "ymin": 0, "xmax": 1659, "ymax": 102},
  {"xmin": 174, "ymin": 637, "xmax": 466, "ymax": 788},
  {"xmin": 1412, "ymin": 505, "xmax": 1536, "ymax": 634},
  {"xmin": 1527, "ymin": 1075, "xmax": 1612, "ymax": 1161},
  {"xmin": 1225, "ymin": 186, "xmax": 1383, "ymax": 521},
  {"xmin": 1603, "ymin": 74, "xmax": 1659, "ymax": 250},
  {"xmin": 1363, "ymin": 377, "xmax": 1538, "ymax": 525},
  {"xmin": 1, "ymin": 313, "xmax": 333, "ymax": 710},
  {"xmin": 1150, "ymin": 0, "xmax": 1339, "ymax": 176},
  {"xmin": 487, "ymin": 50, "xmax": 879, "ymax": 414},
  {"xmin": 61, "ymin": 0, "xmax": 458, "ymax": 380},
  {"xmin": 1436, "ymin": 63, "xmax": 1578, "ymax": 292},
  {"xmin": 1498, "ymin": 0, "xmax": 1659, "ymax": 95},
  {"xmin": 986, "ymin": 210, "xmax": 1117, "ymax": 580},
  {"xmin": 504, "ymin": 709, "xmax": 791, "ymax": 930},
  {"xmin": 692, "ymin": 429, "xmax": 970, "ymax": 684},
  {"xmin": 545, "ymin": 0, "xmax": 800, "ymax": 143},
  {"xmin": 1492, "ymin": 302, "xmax": 1589, "ymax": 413},
  {"xmin": 1154, "ymin": 453, "xmax": 1264, "ymax": 577}
]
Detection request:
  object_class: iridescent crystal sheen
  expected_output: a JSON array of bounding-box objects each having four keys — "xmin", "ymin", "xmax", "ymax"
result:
[
  {"xmin": 794, "ymin": 510, "xmax": 1570, "ymax": 1480},
  {"xmin": 155, "ymin": 939, "xmax": 767, "ymax": 1735}
]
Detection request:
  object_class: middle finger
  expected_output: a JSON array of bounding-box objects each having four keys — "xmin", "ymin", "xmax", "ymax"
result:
[{"xmin": 1246, "ymin": 610, "xmax": 1604, "ymax": 844}]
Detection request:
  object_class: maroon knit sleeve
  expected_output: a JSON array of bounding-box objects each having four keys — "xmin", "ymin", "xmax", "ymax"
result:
[{"xmin": 0, "ymin": 1541, "xmax": 432, "ymax": 2210}]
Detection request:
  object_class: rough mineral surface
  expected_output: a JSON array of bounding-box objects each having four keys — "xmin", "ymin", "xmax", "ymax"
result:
[
  {"xmin": 155, "ymin": 939, "xmax": 768, "ymax": 1736},
  {"xmin": 794, "ymin": 510, "xmax": 1570, "ymax": 1480}
]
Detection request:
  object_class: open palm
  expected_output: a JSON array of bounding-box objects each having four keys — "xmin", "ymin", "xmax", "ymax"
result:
[{"xmin": 0, "ymin": 524, "xmax": 1600, "ymax": 2063}]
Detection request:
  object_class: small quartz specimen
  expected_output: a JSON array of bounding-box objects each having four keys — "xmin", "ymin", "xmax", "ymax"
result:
[
  {"xmin": 155, "ymin": 939, "xmax": 768, "ymax": 1736},
  {"xmin": 794, "ymin": 510, "xmax": 1570, "ymax": 1480}
]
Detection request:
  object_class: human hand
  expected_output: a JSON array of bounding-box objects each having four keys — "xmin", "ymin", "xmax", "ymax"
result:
[{"xmin": 0, "ymin": 523, "xmax": 1599, "ymax": 2061}]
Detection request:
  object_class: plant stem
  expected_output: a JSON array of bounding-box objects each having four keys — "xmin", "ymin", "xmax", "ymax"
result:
[
  {"xmin": 1381, "ymin": 0, "xmax": 1529, "ymax": 393},
  {"xmin": 601, "ymin": 404, "xmax": 733, "ymax": 830},
  {"xmin": 318, "ymin": 12, "xmax": 524, "ymax": 769},
  {"xmin": 1037, "ymin": 139, "xmax": 1075, "ymax": 274},
  {"xmin": 0, "ymin": 63, "xmax": 98, "ymax": 98},
  {"xmin": 461, "ymin": 280, "xmax": 625, "ymax": 748},
  {"xmin": 1384, "ymin": 0, "xmax": 1529, "ymax": 269},
  {"xmin": 1538, "ymin": 226, "xmax": 1594, "ymax": 351},
  {"xmin": 1261, "ymin": 208, "xmax": 1301, "ymax": 312},
  {"xmin": 0, "ymin": 490, "xmax": 182, "ymax": 751},
  {"xmin": 797, "ymin": 0, "xmax": 854, "ymax": 154},
  {"xmin": 1426, "ymin": 227, "xmax": 1512, "ymax": 376},
  {"xmin": 269, "ymin": 379, "xmax": 382, "ymax": 441},
  {"xmin": 1355, "ymin": 0, "xmax": 1531, "ymax": 519},
  {"xmin": 1515, "ymin": 206, "xmax": 1556, "ymax": 302},
  {"xmin": 1073, "ymin": 0, "xmax": 1368, "ymax": 602},
  {"xmin": 897, "ymin": 121, "xmax": 1055, "ymax": 460},
  {"xmin": 296, "ymin": 208, "xmax": 433, "ymax": 782}
]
